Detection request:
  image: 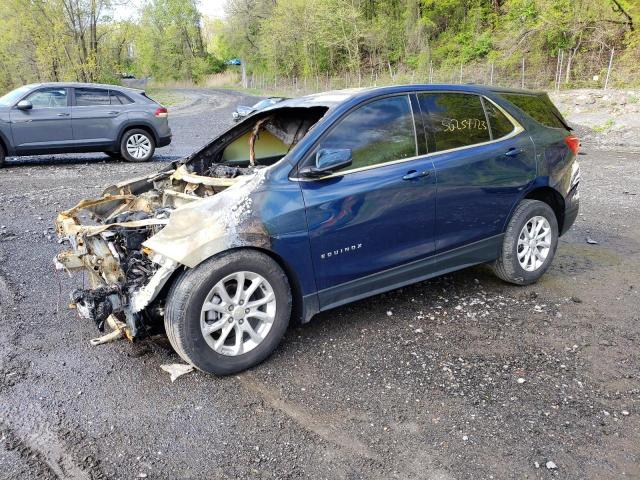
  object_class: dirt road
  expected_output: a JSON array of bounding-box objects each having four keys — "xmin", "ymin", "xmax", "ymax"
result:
[{"xmin": 0, "ymin": 89, "xmax": 638, "ymax": 479}]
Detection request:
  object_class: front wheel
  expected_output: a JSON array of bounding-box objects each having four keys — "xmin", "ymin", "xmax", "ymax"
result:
[
  {"xmin": 492, "ymin": 199, "xmax": 559, "ymax": 285},
  {"xmin": 164, "ymin": 250, "xmax": 292, "ymax": 375},
  {"xmin": 120, "ymin": 129, "xmax": 155, "ymax": 162}
]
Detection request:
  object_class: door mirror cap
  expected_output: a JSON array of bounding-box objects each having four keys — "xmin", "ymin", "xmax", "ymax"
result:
[
  {"xmin": 300, "ymin": 148, "xmax": 352, "ymax": 178},
  {"xmin": 16, "ymin": 100, "xmax": 33, "ymax": 110}
]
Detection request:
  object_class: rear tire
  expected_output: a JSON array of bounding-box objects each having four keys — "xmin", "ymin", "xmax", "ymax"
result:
[
  {"xmin": 165, "ymin": 250, "xmax": 292, "ymax": 375},
  {"xmin": 492, "ymin": 199, "xmax": 559, "ymax": 285},
  {"xmin": 120, "ymin": 129, "xmax": 155, "ymax": 162}
]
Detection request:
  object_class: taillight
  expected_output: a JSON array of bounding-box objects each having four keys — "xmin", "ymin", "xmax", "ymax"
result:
[
  {"xmin": 154, "ymin": 107, "xmax": 168, "ymax": 118},
  {"xmin": 564, "ymin": 135, "xmax": 580, "ymax": 155}
]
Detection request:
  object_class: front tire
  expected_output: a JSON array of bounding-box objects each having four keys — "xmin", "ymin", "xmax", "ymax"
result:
[
  {"xmin": 492, "ymin": 199, "xmax": 559, "ymax": 285},
  {"xmin": 165, "ymin": 250, "xmax": 292, "ymax": 375},
  {"xmin": 120, "ymin": 129, "xmax": 155, "ymax": 162}
]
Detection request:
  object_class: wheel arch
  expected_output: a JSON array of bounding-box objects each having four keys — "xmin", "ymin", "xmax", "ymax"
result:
[
  {"xmin": 0, "ymin": 131, "xmax": 10, "ymax": 157},
  {"xmin": 158, "ymin": 246, "xmax": 306, "ymax": 326},
  {"xmin": 523, "ymin": 186, "xmax": 565, "ymax": 233},
  {"xmin": 117, "ymin": 122, "xmax": 159, "ymax": 146},
  {"xmin": 503, "ymin": 184, "xmax": 565, "ymax": 235}
]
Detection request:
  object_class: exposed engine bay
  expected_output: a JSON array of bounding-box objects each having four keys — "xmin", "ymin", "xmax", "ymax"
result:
[{"xmin": 55, "ymin": 106, "xmax": 327, "ymax": 341}]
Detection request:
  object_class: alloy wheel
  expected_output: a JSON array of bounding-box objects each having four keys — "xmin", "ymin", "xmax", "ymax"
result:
[
  {"xmin": 200, "ymin": 271, "xmax": 276, "ymax": 356},
  {"xmin": 126, "ymin": 133, "xmax": 151, "ymax": 160},
  {"xmin": 517, "ymin": 215, "xmax": 552, "ymax": 272}
]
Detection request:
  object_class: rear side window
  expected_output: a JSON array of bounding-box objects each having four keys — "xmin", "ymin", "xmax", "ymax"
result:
[
  {"xmin": 75, "ymin": 88, "xmax": 110, "ymax": 106},
  {"xmin": 502, "ymin": 93, "xmax": 567, "ymax": 130},
  {"xmin": 418, "ymin": 93, "xmax": 490, "ymax": 152},
  {"xmin": 315, "ymin": 95, "xmax": 417, "ymax": 173},
  {"xmin": 110, "ymin": 91, "xmax": 133, "ymax": 105},
  {"xmin": 483, "ymin": 99, "xmax": 515, "ymax": 139}
]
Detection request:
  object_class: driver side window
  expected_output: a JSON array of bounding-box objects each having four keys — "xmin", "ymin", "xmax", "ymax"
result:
[
  {"xmin": 313, "ymin": 95, "xmax": 417, "ymax": 174},
  {"xmin": 25, "ymin": 88, "xmax": 68, "ymax": 109}
]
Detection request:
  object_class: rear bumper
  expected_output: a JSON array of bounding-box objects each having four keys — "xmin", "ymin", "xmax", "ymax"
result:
[
  {"xmin": 158, "ymin": 134, "xmax": 172, "ymax": 148},
  {"xmin": 561, "ymin": 186, "xmax": 579, "ymax": 235}
]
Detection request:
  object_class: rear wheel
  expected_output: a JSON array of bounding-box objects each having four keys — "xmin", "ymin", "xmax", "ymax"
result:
[
  {"xmin": 165, "ymin": 250, "xmax": 292, "ymax": 375},
  {"xmin": 492, "ymin": 199, "xmax": 559, "ymax": 285},
  {"xmin": 120, "ymin": 129, "xmax": 155, "ymax": 162}
]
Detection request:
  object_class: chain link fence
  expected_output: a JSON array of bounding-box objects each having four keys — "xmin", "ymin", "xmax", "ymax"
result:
[{"xmin": 231, "ymin": 48, "xmax": 632, "ymax": 97}]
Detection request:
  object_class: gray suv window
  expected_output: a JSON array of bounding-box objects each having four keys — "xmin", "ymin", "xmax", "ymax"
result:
[
  {"xmin": 110, "ymin": 91, "xmax": 133, "ymax": 105},
  {"xmin": 315, "ymin": 95, "xmax": 417, "ymax": 173},
  {"xmin": 25, "ymin": 88, "xmax": 68, "ymax": 108},
  {"xmin": 75, "ymin": 88, "xmax": 110, "ymax": 106}
]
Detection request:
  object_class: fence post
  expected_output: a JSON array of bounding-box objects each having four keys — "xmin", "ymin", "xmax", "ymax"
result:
[
  {"xmin": 556, "ymin": 50, "xmax": 564, "ymax": 92},
  {"xmin": 604, "ymin": 47, "xmax": 615, "ymax": 90},
  {"xmin": 429, "ymin": 61, "xmax": 433, "ymax": 84},
  {"xmin": 490, "ymin": 62, "xmax": 494, "ymax": 86},
  {"xmin": 521, "ymin": 57, "xmax": 525, "ymax": 89},
  {"xmin": 459, "ymin": 63, "xmax": 463, "ymax": 84},
  {"xmin": 553, "ymin": 49, "xmax": 560, "ymax": 90}
]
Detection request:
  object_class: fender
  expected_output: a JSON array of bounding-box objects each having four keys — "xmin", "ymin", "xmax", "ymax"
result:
[
  {"xmin": 0, "ymin": 124, "xmax": 15, "ymax": 156},
  {"xmin": 116, "ymin": 119, "xmax": 160, "ymax": 144},
  {"xmin": 501, "ymin": 176, "xmax": 565, "ymax": 234}
]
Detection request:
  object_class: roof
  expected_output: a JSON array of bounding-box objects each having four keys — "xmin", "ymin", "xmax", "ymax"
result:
[
  {"xmin": 22, "ymin": 82, "xmax": 144, "ymax": 93},
  {"xmin": 260, "ymin": 84, "xmax": 546, "ymax": 112}
]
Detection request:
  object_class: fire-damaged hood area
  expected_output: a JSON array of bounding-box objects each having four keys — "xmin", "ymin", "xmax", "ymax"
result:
[{"xmin": 55, "ymin": 103, "xmax": 329, "ymax": 341}]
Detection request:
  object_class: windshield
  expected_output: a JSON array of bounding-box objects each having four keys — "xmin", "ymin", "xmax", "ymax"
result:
[{"xmin": 0, "ymin": 85, "xmax": 32, "ymax": 106}]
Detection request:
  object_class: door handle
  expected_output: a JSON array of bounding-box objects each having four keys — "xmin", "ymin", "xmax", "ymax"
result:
[
  {"xmin": 57, "ymin": 112, "xmax": 70, "ymax": 117},
  {"xmin": 402, "ymin": 170, "xmax": 431, "ymax": 181},
  {"xmin": 505, "ymin": 148, "xmax": 523, "ymax": 157}
]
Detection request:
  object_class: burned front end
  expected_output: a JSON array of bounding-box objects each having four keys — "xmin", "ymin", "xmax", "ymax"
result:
[{"xmin": 55, "ymin": 105, "xmax": 327, "ymax": 343}]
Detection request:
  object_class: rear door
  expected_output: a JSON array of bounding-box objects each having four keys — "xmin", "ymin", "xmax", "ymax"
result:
[
  {"xmin": 10, "ymin": 87, "xmax": 72, "ymax": 151},
  {"xmin": 298, "ymin": 94, "xmax": 437, "ymax": 308},
  {"xmin": 71, "ymin": 87, "xmax": 128, "ymax": 145},
  {"xmin": 417, "ymin": 92, "xmax": 536, "ymax": 252}
]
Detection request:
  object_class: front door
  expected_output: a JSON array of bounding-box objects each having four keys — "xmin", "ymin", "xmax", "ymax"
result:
[
  {"xmin": 10, "ymin": 87, "xmax": 72, "ymax": 151},
  {"xmin": 417, "ymin": 92, "xmax": 536, "ymax": 253},
  {"xmin": 298, "ymin": 94, "xmax": 437, "ymax": 308}
]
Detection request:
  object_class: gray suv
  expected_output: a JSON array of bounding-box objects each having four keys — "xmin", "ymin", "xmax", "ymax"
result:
[{"xmin": 0, "ymin": 83, "xmax": 172, "ymax": 166}]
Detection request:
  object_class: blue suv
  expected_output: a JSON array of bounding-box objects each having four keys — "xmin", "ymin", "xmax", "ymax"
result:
[
  {"xmin": 55, "ymin": 84, "xmax": 580, "ymax": 375},
  {"xmin": 0, "ymin": 83, "xmax": 171, "ymax": 166}
]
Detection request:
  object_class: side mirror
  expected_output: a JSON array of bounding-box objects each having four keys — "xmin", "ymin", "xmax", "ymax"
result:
[
  {"xmin": 300, "ymin": 148, "xmax": 352, "ymax": 178},
  {"xmin": 16, "ymin": 100, "xmax": 33, "ymax": 111}
]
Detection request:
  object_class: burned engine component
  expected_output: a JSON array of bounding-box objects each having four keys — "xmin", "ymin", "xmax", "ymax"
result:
[{"xmin": 71, "ymin": 285, "xmax": 122, "ymax": 331}]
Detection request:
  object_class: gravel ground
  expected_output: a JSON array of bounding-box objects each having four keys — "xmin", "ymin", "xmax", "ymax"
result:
[{"xmin": 0, "ymin": 89, "xmax": 639, "ymax": 480}]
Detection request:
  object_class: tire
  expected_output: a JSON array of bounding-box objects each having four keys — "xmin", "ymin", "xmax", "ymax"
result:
[
  {"xmin": 164, "ymin": 249, "xmax": 292, "ymax": 375},
  {"xmin": 120, "ymin": 128, "xmax": 155, "ymax": 162},
  {"xmin": 492, "ymin": 199, "xmax": 559, "ymax": 285},
  {"xmin": 105, "ymin": 151, "xmax": 121, "ymax": 160},
  {"xmin": 0, "ymin": 148, "xmax": 4, "ymax": 168}
]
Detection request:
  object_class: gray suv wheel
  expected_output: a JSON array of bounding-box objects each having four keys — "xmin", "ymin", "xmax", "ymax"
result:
[{"xmin": 120, "ymin": 129, "xmax": 155, "ymax": 162}]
